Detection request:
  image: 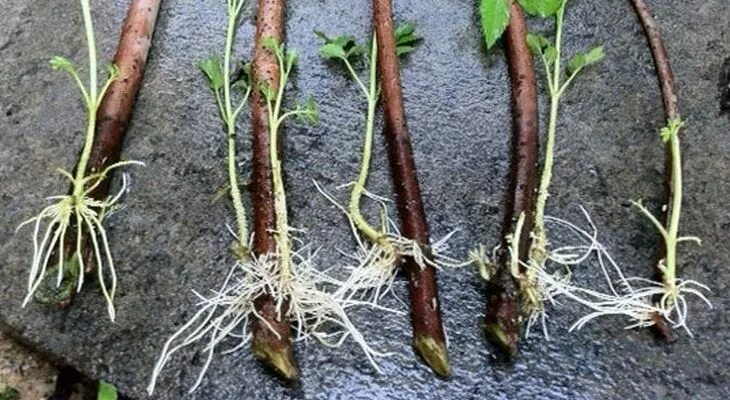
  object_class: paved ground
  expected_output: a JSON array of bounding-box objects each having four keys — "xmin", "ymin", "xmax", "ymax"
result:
[
  {"xmin": 0, "ymin": 331, "xmax": 55, "ymax": 400},
  {"xmin": 0, "ymin": 332, "xmax": 92, "ymax": 400},
  {"xmin": 1, "ymin": 0, "xmax": 729, "ymax": 399}
]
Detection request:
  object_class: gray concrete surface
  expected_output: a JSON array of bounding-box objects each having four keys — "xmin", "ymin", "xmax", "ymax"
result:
[{"xmin": 1, "ymin": 0, "xmax": 729, "ymax": 398}]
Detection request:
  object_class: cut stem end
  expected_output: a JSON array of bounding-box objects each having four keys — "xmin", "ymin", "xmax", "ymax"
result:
[
  {"xmin": 484, "ymin": 322, "xmax": 519, "ymax": 359},
  {"xmin": 650, "ymin": 311, "xmax": 675, "ymax": 341},
  {"xmin": 252, "ymin": 339, "xmax": 299, "ymax": 381},
  {"xmin": 413, "ymin": 334, "xmax": 451, "ymax": 377},
  {"xmin": 32, "ymin": 253, "xmax": 81, "ymax": 308}
]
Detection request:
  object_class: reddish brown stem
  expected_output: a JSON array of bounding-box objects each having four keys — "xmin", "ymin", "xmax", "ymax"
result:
[
  {"xmin": 373, "ymin": 0, "xmax": 450, "ymax": 376},
  {"xmin": 484, "ymin": 1, "xmax": 539, "ymax": 358},
  {"xmin": 39, "ymin": 0, "xmax": 162, "ymax": 307},
  {"xmin": 85, "ymin": 0, "xmax": 161, "ymax": 198},
  {"xmin": 249, "ymin": 0, "xmax": 298, "ymax": 381},
  {"xmin": 630, "ymin": 0, "xmax": 677, "ymax": 340}
]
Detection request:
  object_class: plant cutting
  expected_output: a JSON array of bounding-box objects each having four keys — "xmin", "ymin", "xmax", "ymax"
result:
[
  {"xmin": 360, "ymin": 0, "xmax": 453, "ymax": 376},
  {"xmin": 520, "ymin": 0, "xmax": 604, "ymax": 332},
  {"xmin": 624, "ymin": 0, "xmax": 710, "ymax": 337},
  {"xmin": 16, "ymin": 0, "xmax": 161, "ymax": 320},
  {"xmin": 476, "ymin": 0, "xmax": 710, "ymax": 340},
  {"xmin": 315, "ymin": 20, "xmax": 463, "ymax": 375},
  {"xmin": 526, "ymin": 0, "xmax": 709, "ymax": 338},
  {"xmin": 148, "ymin": 1, "xmax": 388, "ymax": 393},
  {"xmin": 475, "ymin": 0, "xmax": 604, "ymax": 342},
  {"xmin": 245, "ymin": 0, "xmax": 296, "ymax": 378},
  {"xmin": 314, "ymin": 24, "xmax": 438, "ymax": 301},
  {"xmin": 477, "ymin": 0, "xmax": 539, "ymax": 356}
]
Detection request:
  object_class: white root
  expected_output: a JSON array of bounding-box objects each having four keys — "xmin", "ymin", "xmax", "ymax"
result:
[
  {"xmin": 314, "ymin": 181, "xmax": 465, "ymax": 305},
  {"xmin": 499, "ymin": 206, "xmax": 711, "ymax": 338},
  {"xmin": 17, "ymin": 161, "xmax": 142, "ymax": 321},
  {"xmin": 147, "ymin": 232, "xmax": 399, "ymax": 395}
]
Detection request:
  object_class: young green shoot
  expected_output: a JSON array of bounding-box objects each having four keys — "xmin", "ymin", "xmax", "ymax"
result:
[
  {"xmin": 632, "ymin": 118, "xmax": 700, "ymax": 307},
  {"xmin": 315, "ymin": 26, "xmax": 463, "ymax": 306},
  {"xmin": 516, "ymin": 1, "xmax": 603, "ymax": 329},
  {"xmin": 625, "ymin": 117, "xmax": 709, "ymax": 329},
  {"xmin": 148, "ymin": 2, "xmax": 254, "ymax": 393},
  {"xmin": 197, "ymin": 0, "xmax": 251, "ymax": 257},
  {"xmin": 149, "ymin": 5, "xmax": 389, "ymax": 392},
  {"xmin": 17, "ymin": 0, "xmax": 142, "ymax": 321}
]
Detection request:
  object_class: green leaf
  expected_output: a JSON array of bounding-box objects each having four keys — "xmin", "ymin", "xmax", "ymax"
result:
[
  {"xmin": 314, "ymin": 30, "xmax": 332, "ymax": 42},
  {"xmin": 316, "ymin": 31, "xmax": 354, "ymax": 48},
  {"xmin": 49, "ymin": 56, "xmax": 77, "ymax": 74},
  {"xmin": 297, "ymin": 97, "xmax": 319, "ymax": 124},
  {"xmin": 262, "ymin": 36, "xmax": 281, "ymax": 55},
  {"xmin": 566, "ymin": 45, "xmax": 604, "ymax": 75},
  {"xmin": 394, "ymin": 22, "xmax": 416, "ymax": 39},
  {"xmin": 232, "ymin": 62, "xmax": 252, "ymax": 92},
  {"xmin": 315, "ymin": 30, "xmax": 366, "ymax": 62},
  {"xmin": 395, "ymin": 33, "xmax": 420, "ymax": 46},
  {"xmin": 584, "ymin": 46, "xmax": 605, "ymax": 64},
  {"xmin": 394, "ymin": 23, "xmax": 421, "ymax": 45},
  {"xmin": 396, "ymin": 45, "xmax": 416, "ymax": 56},
  {"xmin": 319, "ymin": 43, "xmax": 347, "ymax": 60},
  {"xmin": 286, "ymin": 49, "xmax": 299, "ymax": 69},
  {"xmin": 106, "ymin": 63, "xmax": 120, "ymax": 79},
  {"xmin": 544, "ymin": 45, "xmax": 557, "ymax": 65},
  {"xmin": 518, "ymin": 0, "xmax": 564, "ymax": 17},
  {"xmin": 258, "ymin": 80, "xmax": 275, "ymax": 102},
  {"xmin": 97, "ymin": 381, "xmax": 118, "ymax": 400},
  {"xmin": 0, "ymin": 387, "xmax": 20, "ymax": 400},
  {"xmin": 394, "ymin": 22, "xmax": 422, "ymax": 58},
  {"xmin": 526, "ymin": 33, "xmax": 550, "ymax": 55},
  {"xmin": 347, "ymin": 44, "xmax": 367, "ymax": 58},
  {"xmin": 198, "ymin": 55, "xmax": 224, "ymax": 91},
  {"xmin": 660, "ymin": 117, "xmax": 684, "ymax": 143},
  {"xmin": 233, "ymin": 82, "xmax": 249, "ymax": 94},
  {"xmin": 479, "ymin": 0, "xmax": 510, "ymax": 49}
]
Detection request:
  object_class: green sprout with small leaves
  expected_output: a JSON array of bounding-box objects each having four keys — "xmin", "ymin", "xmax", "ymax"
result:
[
  {"xmin": 626, "ymin": 116, "xmax": 709, "ymax": 331},
  {"xmin": 523, "ymin": 1, "xmax": 603, "ymax": 323},
  {"xmin": 635, "ymin": 119, "xmax": 693, "ymax": 301},
  {"xmin": 17, "ymin": 0, "xmax": 142, "ymax": 321},
  {"xmin": 197, "ymin": 0, "xmax": 252, "ymax": 259},
  {"xmin": 314, "ymin": 25, "xmax": 463, "ymax": 308},
  {"xmin": 258, "ymin": 36, "xmax": 319, "ymax": 288}
]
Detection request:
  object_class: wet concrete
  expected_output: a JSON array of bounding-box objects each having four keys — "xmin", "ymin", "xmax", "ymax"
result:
[{"xmin": 1, "ymin": 0, "xmax": 729, "ymax": 398}]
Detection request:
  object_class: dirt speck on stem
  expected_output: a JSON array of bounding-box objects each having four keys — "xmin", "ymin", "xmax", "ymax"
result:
[{"xmin": 719, "ymin": 57, "xmax": 730, "ymax": 115}]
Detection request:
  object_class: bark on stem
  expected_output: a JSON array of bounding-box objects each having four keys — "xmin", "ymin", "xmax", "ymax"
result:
[
  {"xmin": 249, "ymin": 0, "xmax": 298, "ymax": 380},
  {"xmin": 85, "ymin": 0, "xmax": 161, "ymax": 198},
  {"xmin": 48, "ymin": 0, "xmax": 161, "ymax": 306},
  {"xmin": 484, "ymin": 1, "xmax": 538, "ymax": 357},
  {"xmin": 372, "ymin": 0, "xmax": 450, "ymax": 376},
  {"xmin": 630, "ymin": 0, "xmax": 677, "ymax": 340}
]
